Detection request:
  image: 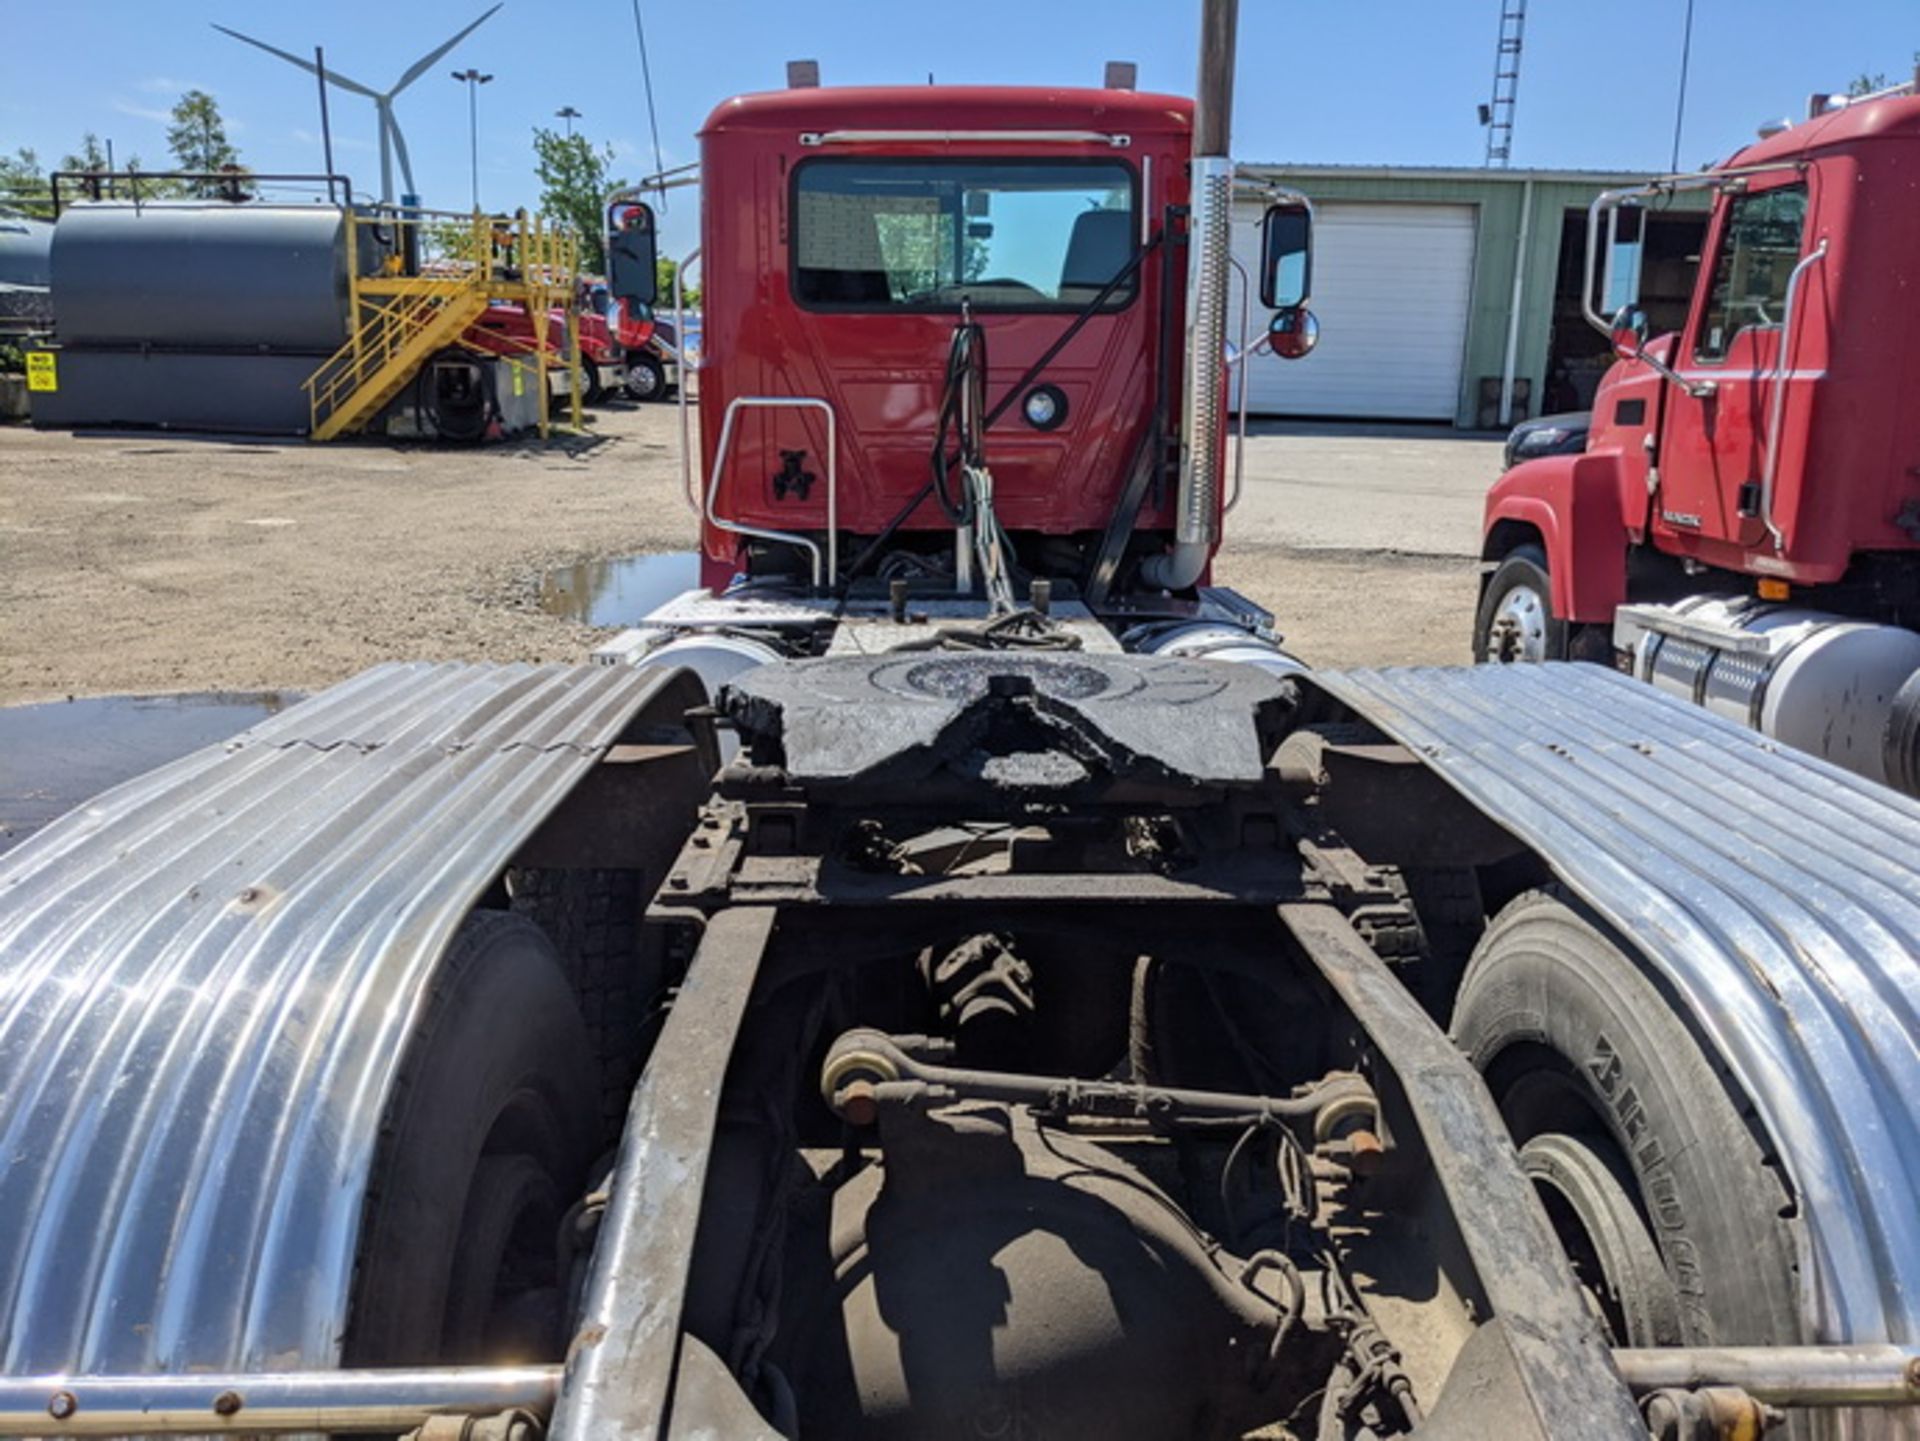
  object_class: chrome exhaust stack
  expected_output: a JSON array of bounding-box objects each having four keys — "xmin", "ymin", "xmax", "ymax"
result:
[{"xmin": 1141, "ymin": 0, "xmax": 1236, "ymax": 592}]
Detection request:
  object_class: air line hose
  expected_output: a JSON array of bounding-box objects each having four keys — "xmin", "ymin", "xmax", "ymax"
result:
[{"xmin": 929, "ymin": 316, "xmax": 989, "ymax": 525}]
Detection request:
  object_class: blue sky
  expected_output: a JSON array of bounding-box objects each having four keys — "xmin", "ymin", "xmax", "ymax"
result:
[{"xmin": 4, "ymin": 0, "xmax": 1915, "ymax": 257}]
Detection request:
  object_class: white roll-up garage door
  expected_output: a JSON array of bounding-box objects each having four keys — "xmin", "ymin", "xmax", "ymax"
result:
[{"xmin": 1232, "ymin": 201, "xmax": 1477, "ymax": 420}]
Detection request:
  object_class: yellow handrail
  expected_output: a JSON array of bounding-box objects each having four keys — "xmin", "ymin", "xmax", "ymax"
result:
[{"xmin": 305, "ymin": 205, "xmax": 592, "ymax": 440}]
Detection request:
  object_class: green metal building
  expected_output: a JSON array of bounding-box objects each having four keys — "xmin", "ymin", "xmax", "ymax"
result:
[{"xmin": 1230, "ymin": 165, "xmax": 1712, "ymax": 428}]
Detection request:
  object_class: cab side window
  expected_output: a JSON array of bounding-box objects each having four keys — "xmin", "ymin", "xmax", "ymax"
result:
[{"xmin": 1693, "ymin": 184, "xmax": 1807, "ymax": 363}]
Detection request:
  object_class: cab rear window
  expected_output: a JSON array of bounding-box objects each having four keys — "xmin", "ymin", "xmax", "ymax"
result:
[{"xmin": 792, "ymin": 158, "xmax": 1137, "ymax": 312}]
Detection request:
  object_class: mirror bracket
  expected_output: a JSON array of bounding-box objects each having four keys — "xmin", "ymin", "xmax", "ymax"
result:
[{"xmin": 1611, "ymin": 304, "xmax": 1715, "ymax": 399}]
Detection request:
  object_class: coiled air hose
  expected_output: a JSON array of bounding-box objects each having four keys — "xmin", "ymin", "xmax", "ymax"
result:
[{"xmin": 930, "ymin": 315, "xmax": 989, "ymax": 525}]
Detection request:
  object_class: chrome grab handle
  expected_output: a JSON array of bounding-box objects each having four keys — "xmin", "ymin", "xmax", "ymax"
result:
[
  {"xmin": 1224, "ymin": 252, "xmax": 1253, "ymax": 513},
  {"xmin": 1759, "ymin": 239, "xmax": 1827, "ymax": 550},
  {"xmin": 704, "ymin": 396, "xmax": 838, "ymax": 589},
  {"xmin": 674, "ymin": 246, "xmax": 703, "ymax": 517}
]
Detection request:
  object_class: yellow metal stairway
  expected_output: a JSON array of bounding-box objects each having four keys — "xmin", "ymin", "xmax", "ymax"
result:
[
  {"xmin": 303, "ymin": 208, "xmax": 583, "ymax": 442},
  {"xmin": 305, "ymin": 287, "xmax": 490, "ymax": 441}
]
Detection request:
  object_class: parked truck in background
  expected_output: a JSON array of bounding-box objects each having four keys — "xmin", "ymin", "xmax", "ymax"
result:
[
  {"xmin": 0, "ymin": 8, "xmax": 1915, "ymax": 1439},
  {"xmin": 463, "ymin": 298, "xmax": 626, "ymax": 404},
  {"xmin": 1477, "ymin": 80, "xmax": 1920, "ymax": 798}
]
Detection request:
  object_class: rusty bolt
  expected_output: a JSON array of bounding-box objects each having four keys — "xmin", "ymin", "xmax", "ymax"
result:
[
  {"xmin": 237, "ymin": 886, "xmax": 260, "ymax": 904},
  {"xmin": 836, "ymin": 1079, "xmax": 880, "ymax": 1128},
  {"xmin": 213, "ymin": 1390, "xmax": 244, "ymax": 1417},
  {"xmin": 47, "ymin": 1390, "xmax": 78, "ymax": 1420},
  {"xmin": 1347, "ymin": 1129, "xmax": 1387, "ymax": 1174}
]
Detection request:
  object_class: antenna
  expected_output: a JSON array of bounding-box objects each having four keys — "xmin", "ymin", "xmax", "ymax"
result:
[
  {"xmin": 1480, "ymin": 0, "xmax": 1526, "ymax": 167},
  {"xmin": 214, "ymin": 5, "xmax": 503, "ymax": 204}
]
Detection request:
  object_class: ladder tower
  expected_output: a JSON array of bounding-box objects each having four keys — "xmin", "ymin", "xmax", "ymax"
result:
[{"xmin": 1482, "ymin": 0, "xmax": 1526, "ymax": 167}]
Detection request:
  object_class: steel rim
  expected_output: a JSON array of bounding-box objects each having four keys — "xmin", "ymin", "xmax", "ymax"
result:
[{"xmin": 1488, "ymin": 581, "xmax": 1550, "ymax": 663}]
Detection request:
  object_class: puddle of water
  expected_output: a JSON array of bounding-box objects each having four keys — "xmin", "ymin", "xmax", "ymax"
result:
[
  {"xmin": 0, "ymin": 692, "xmax": 296, "ymax": 856},
  {"xmin": 539, "ymin": 551, "xmax": 699, "ymax": 627}
]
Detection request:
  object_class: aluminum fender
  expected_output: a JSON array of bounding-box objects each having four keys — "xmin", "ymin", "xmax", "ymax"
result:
[
  {"xmin": 0, "ymin": 662, "xmax": 707, "ymax": 1376},
  {"xmin": 1312, "ymin": 662, "xmax": 1920, "ymax": 1358},
  {"xmin": 1483, "ymin": 452, "xmax": 1633, "ymax": 623}
]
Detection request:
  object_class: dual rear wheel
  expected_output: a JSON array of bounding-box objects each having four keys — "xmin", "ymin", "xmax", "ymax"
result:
[
  {"xmin": 345, "ymin": 910, "xmax": 599, "ymax": 1365},
  {"xmin": 1451, "ymin": 890, "xmax": 1802, "ymax": 1354}
]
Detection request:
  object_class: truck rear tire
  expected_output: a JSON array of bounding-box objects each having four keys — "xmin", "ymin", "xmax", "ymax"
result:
[
  {"xmin": 1449, "ymin": 889, "xmax": 1802, "ymax": 1351},
  {"xmin": 1473, "ymin": 544, "xmax": 1610, "ymax": 664},
  {"xmin": 343, "ymin": 909, "xmax": 598, "ymax": 1366}
]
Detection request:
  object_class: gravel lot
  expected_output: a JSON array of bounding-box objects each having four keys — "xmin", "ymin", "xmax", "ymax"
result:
[{"xmin": 0, "ymin": 406, "xmax": 1495, "ymax": 706}]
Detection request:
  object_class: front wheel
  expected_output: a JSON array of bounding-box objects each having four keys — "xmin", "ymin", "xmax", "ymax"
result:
[
  {"xmin": 625, "ymin": 352, "xmax": 667, "ymax": 403},
  {"xmin": 1472, "ymin": 544, "xmax": 1611, "ymax": 664},
  {"xmin": 1473, "ymin": 545, "xmax": 1559, "ymax": 662}
]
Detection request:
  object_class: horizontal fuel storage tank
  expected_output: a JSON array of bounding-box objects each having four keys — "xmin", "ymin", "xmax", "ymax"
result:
[
  {"xmin": 51, "ymin": 202, "xmax": 351, "ymax": 350},
  {"xmin": 0, "ymin": 210, "xmax": 53, "ymax": 289}
]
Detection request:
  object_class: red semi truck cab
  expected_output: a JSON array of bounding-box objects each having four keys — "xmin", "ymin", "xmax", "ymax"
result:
[
  {"xmin": 1478, "ymin": 87, "xmax": 1920, "ymax": 795},
  {"xmin": 688, "ymin": 85, "xmax": 1198, "ymax": 594}
]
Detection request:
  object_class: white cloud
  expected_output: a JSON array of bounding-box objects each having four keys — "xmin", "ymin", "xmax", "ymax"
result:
[
  {"xmin": 112, "ymin": 100, "xmax": 173, "ymax": 125},
  {"xmin": 139, "ymin": 77, "xmax": 207, "ymax": 95}
]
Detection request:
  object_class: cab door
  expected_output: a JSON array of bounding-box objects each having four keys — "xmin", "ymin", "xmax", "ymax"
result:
[{"xmin": 1652, "ymin": 181, "xmax": 1810, "ymax": 555}]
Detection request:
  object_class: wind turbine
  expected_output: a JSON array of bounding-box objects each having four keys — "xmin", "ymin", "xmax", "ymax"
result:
[{"xmin": 213, "ymin": 5, "xmax": 503, "ymax": 205}]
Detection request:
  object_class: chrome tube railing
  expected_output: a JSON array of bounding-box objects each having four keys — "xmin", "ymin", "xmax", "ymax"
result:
[
  {"xmin": 674, "ymin": 246, "xmax": 703, "ymax": 517},
  {"xmin": 1759, "ymin": 239, "xmax": 1828, "ymax": 549},
  {"xmin": 704, "ymin": 395, "xmax": 838, "ymax": 589}
]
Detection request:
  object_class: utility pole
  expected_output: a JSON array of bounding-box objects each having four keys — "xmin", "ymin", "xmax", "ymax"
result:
[
  {"xmin": 556, "ymin": 105, "xmax": 582, "ymax": 137},
  {"xmin": 451, "ymin": 67, "xmax": 494, "ymax": 210},
  {"xmin": 1670, "ymin": 0, "xmax": 1697, "ymax": 172}
]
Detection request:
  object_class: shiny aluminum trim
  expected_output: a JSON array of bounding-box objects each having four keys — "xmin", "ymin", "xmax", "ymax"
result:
[
  {"xmin": 0, "ymin": 662, "xmax": 697, "ymax": 1376},
  {"xmin": 0, "ymin": 1364, "xmax": 559, "ymax": 1435},
  {"xmin": 1761, "ymin": 239, "xmax": 1828, "ymax": 549},
  {"xmin": 1177, "ymin": 154, "xmax": 1233, "ymax": 549},
  {"xmin": 1314, "ymin": 662, "xmax": 1920, "ymax": 1347}
]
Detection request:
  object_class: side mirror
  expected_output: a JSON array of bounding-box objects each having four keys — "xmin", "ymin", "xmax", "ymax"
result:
[
  {"xmin": 1268, "ymin": 307, "xmax": 1319, "ymax": 361},
  {"xmin": 1609, "ymin": 304, "xmax": 1650, "ymax": 362},
  {"xmin": 1259, "ymin": 200, "xmax": 1313, "ymax": 310},
  {"xmin": 607, "ymin": 200, "xmax": 658, "ymax": 306}
]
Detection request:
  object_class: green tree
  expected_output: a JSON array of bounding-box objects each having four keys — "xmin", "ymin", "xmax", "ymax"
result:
[
  {"xmin": 656, "ymin": 254, "xmax": 698, "ymax": 308},
  {"xmin": 60, "ymin": 133, "xmax": 108, "ymax": 173},
  {"xmin": 532, "ymin": 126, "xmax": 624, "ymax": 273},
  {"xmin": 1847, "ymin": 53, "xmax": 1919, "ymax": 97},
  {"xmin": 0, "ymin": 147, "xmax": 51, "ymax": 216},
  {"xmin": 167, "ymin": 90, "xmax": 245, "ymax": 196}
]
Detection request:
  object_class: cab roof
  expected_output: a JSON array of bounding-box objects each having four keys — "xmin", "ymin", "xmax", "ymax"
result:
[
  {"xmin": 700, "ymin": 85, "xmax": 1194, "ymax": 140},
  {"xmin": 1728, "ymin": 91, "xmax": 1920, "ymax": 169}
]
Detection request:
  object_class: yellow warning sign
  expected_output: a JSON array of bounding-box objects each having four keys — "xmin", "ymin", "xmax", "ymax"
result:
[
  {"xmin": 511, "ymin": 363, "xmax": 525, "ymax": 397},
  {"xmin": 25, "ymin": 352, "xmax": 57, "ymax": 393}
]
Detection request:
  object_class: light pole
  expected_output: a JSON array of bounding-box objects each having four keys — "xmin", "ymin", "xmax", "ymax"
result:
[
  {"xmin": 556, "ymin": 105, "xmax": 582, "ymax": 137},
  {"xmin": 450, "ymin": 67, "xmax": 494, "ymax": 210}
]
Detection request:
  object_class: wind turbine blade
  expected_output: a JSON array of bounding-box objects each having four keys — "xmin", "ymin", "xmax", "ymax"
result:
[
  {"xmin": 391, "ymin": 3, "xmax": 503, "ymax": 94},
  {"xmin": 212, "ymin": 24, "xmax": 381, "ymax": 98}
]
